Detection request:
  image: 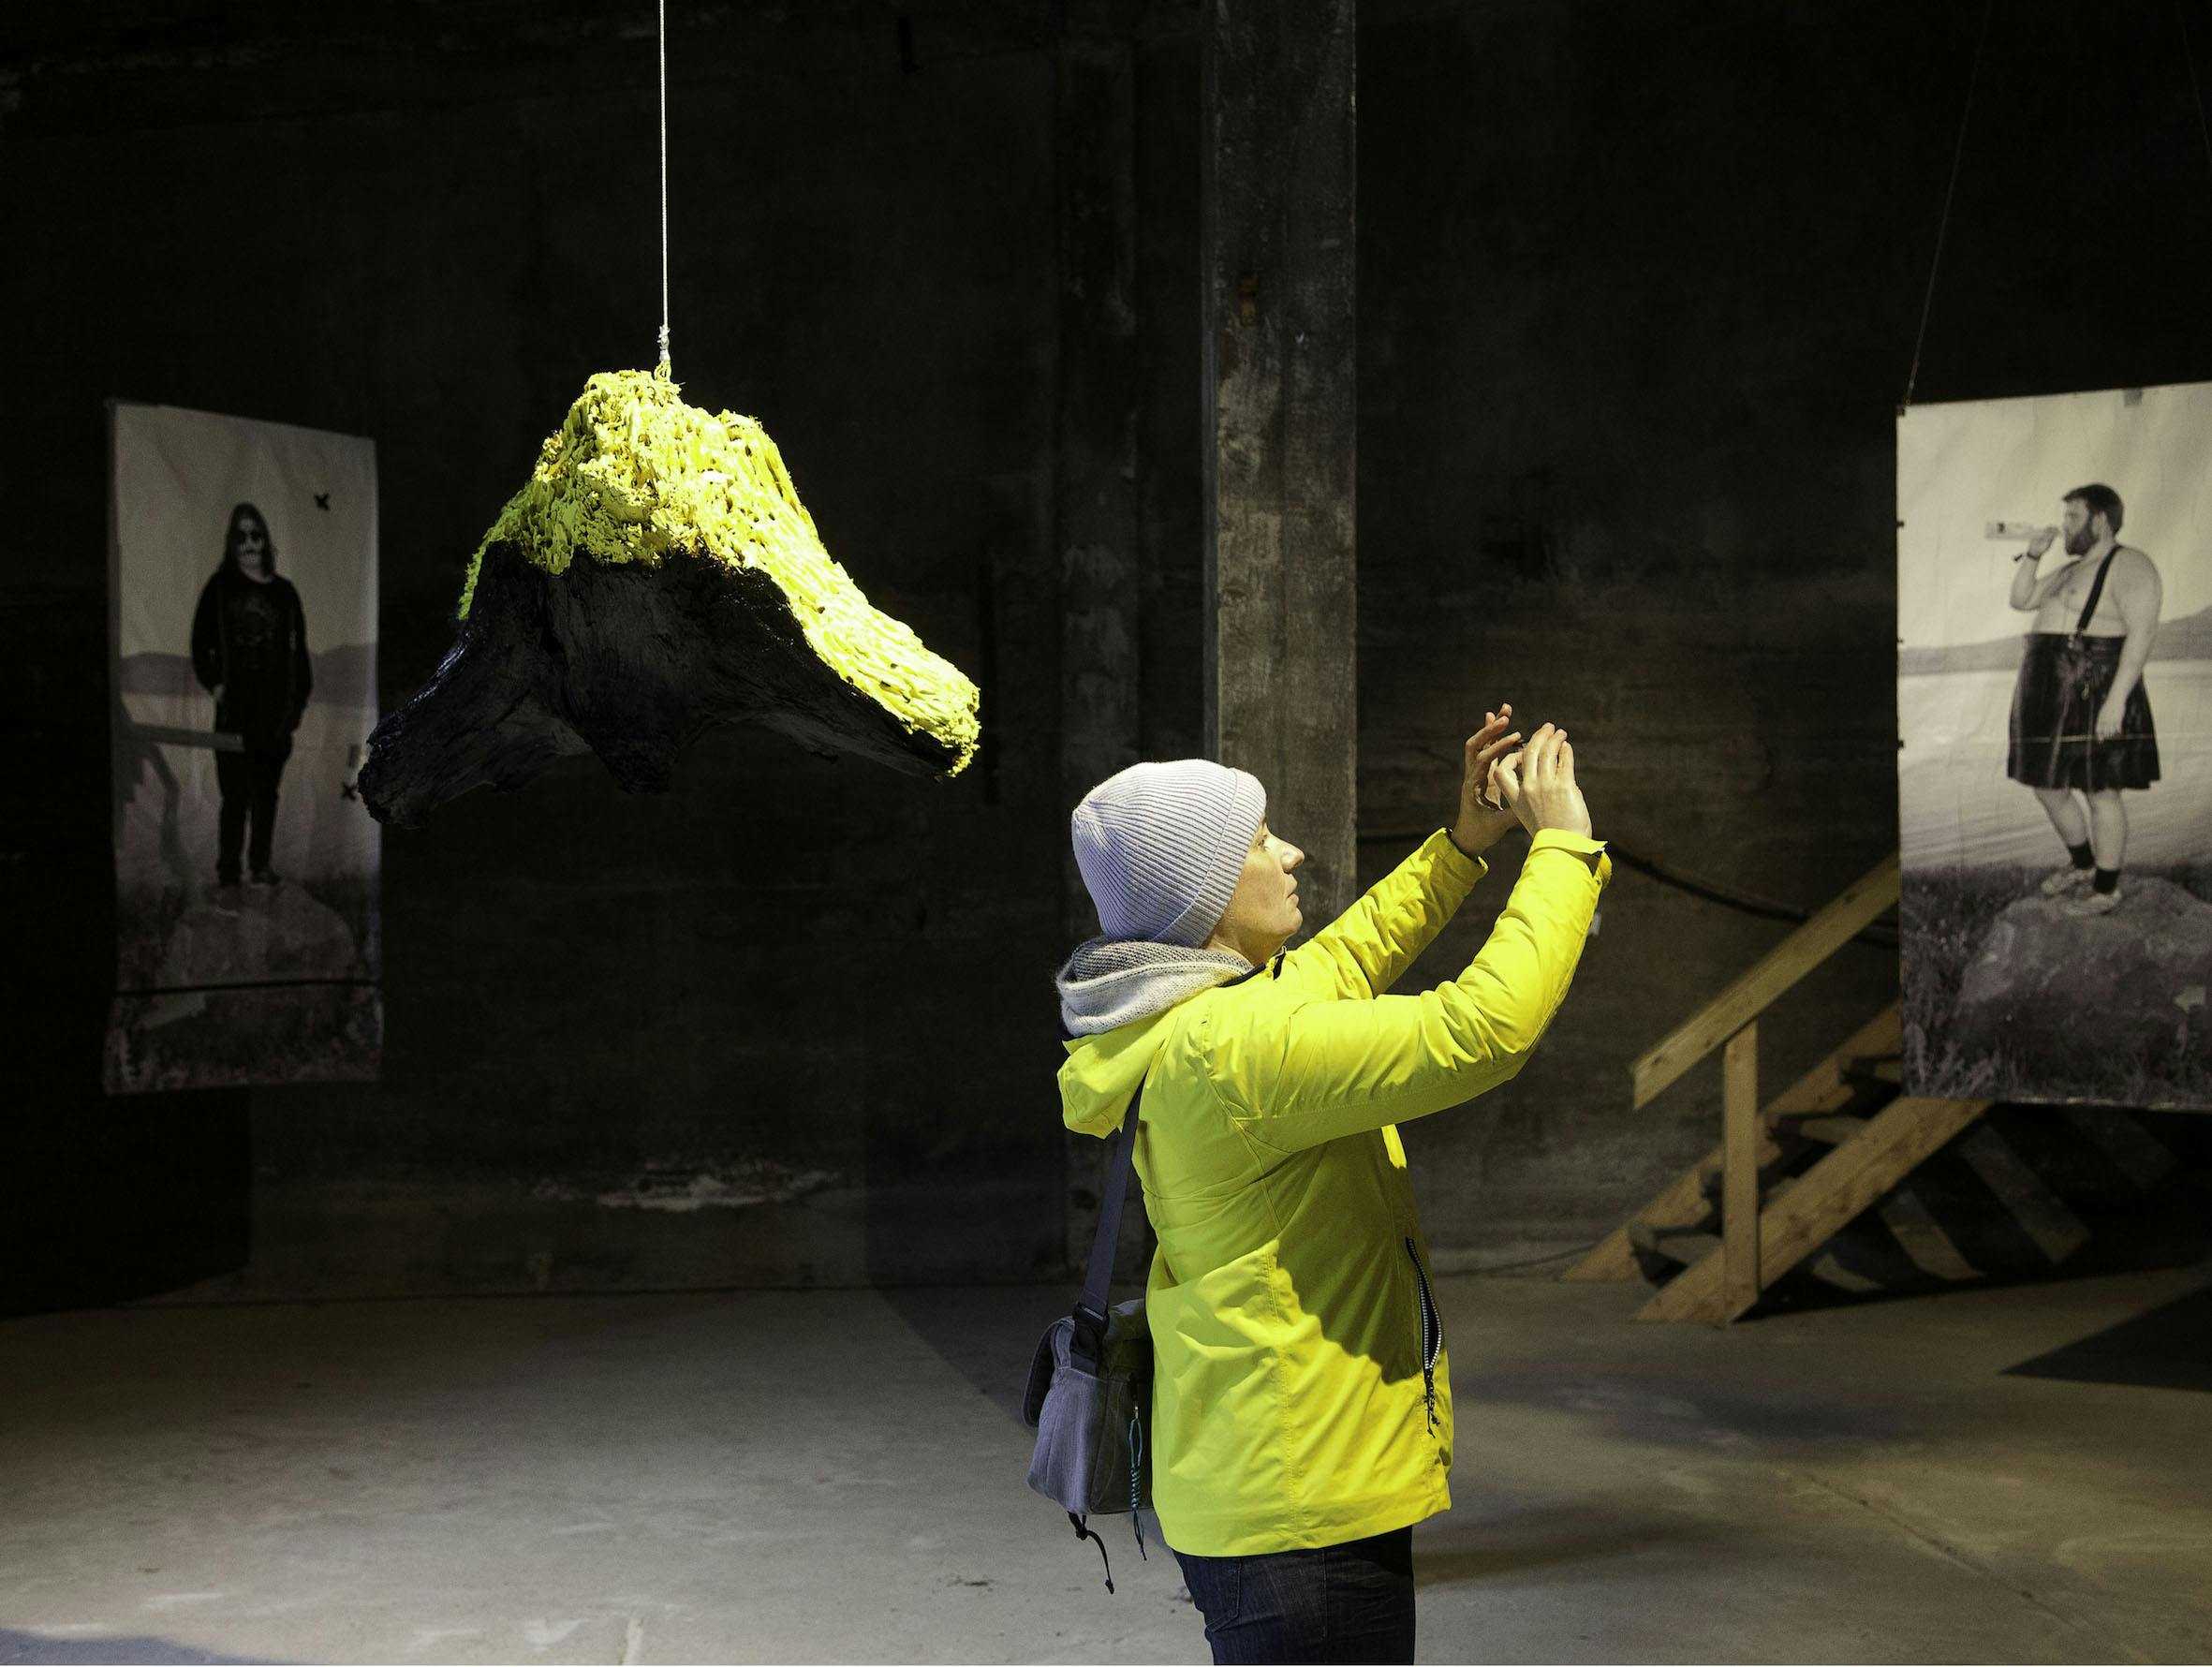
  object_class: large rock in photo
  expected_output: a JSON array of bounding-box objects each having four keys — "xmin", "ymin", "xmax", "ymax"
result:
[
  {"xmin": 157, "ymin": 881, "xmax": 366, "ymax": 986},
  {"xmin": 1951, "ymin": 878, "xmax": 2212, "ymax": 1097}
]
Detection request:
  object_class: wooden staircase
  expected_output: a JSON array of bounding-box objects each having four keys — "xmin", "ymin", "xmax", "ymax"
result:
[{"xmin": 1568, "ymin": 852, "xmax": 2010, "ymax": 1322}]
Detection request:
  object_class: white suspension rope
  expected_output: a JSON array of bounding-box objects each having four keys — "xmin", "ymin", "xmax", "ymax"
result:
[
  {"xmin": 2182, "ymin": 0, "xmax": 2212, "ymax": 202},
  {"xmin": 1901, "ymin": 0, "xmax": 1992, "ymax": 412},
  {"xmin": 657, "ymin": 0, "xmax": 671, "ymax": 372}
]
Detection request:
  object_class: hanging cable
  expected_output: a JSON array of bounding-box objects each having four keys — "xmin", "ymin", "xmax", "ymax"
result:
[
  {"xmin": 2181, "ymin": 0, "xmax": 2212, "ymax": 197},
  {"xmin": 1352, "ymin": 829, "xmax": 1899, "ymax": 948},
  {"xmin": 1902, "ymin": 0, "xmax": 1995, "ymax": 411},
  {"xmin": 657, "ymin": 0, "xmax": 671, "ymax": 373},
  {"xmin": 1456, "ymin": 1241, "xmax": 1606, "ymax": 1276},
  {"xmin": 1601, "ymin": 843, "xmax": 1900, "ymax": 950}
]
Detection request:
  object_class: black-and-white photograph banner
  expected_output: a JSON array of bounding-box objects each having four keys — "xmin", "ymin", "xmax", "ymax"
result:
[
  {"xmin": 1898, "ymin": 380, "xmax": 2212, "ymax": 1111},
  {"xmin": 106, "ymin": 402, "xmax": 383, "ymax": 1093}
]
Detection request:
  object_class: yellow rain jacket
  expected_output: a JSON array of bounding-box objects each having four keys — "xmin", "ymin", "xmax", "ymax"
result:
[{"xmin": 1057, "ymin": 829, "xmax": 1610, "ymax": 1556}]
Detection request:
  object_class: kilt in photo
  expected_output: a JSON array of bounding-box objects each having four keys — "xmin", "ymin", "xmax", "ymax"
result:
[
  {"xmin": 1896, "ymin": 381, "xmax": 2211, "ymax": 1111},
  {"xmin": 2007, "ymin": 562, "xmax": 2161, "ymax": 794},
  {"xmin": 106, "ymin": 402, "xmax": 383, "ymax": 1093}
]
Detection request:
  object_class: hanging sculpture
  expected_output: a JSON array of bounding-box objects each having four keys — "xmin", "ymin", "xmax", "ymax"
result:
[
  {"xmin": 359, "ymin": 368, "xmax": 980, "ymax": 825},
  {"xmin": 360, "ymin": 0, "xmax": 978, "ymax": 827}
]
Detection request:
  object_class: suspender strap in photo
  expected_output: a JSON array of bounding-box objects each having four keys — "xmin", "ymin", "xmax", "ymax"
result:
[{"xmin": 2072, "ymin": 551, "xmax": 2116, "ymax": 639}]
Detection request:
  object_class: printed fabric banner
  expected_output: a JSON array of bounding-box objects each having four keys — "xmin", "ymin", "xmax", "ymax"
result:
[
  {"xmin": 1897, "ymin": 380, "xmax": 2211, "ymax": 1111},
  {"xmin": 106, "ymin": 402, "xmax": 382, "ymax": 1093}
]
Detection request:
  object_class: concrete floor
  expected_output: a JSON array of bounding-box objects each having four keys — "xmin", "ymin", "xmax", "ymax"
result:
[{"xmin": 2, "ymin": 1261, "xmax": 2208, "ymax": 1665}]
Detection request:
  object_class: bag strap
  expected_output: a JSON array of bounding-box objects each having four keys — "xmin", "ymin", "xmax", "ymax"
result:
[{"xmin": 1069, "ymin": 1076, "xmax": 1147, "ymax": 1371}]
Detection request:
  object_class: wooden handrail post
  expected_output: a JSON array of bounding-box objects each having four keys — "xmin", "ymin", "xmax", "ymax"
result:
[
  {"xmin": 1722, "ymin": 1022, "xmax": 1761, "ymax": 1318},
  {"xmin": 1630, "ymin": 852, "xmax": 1899, "ymax": 1110}
]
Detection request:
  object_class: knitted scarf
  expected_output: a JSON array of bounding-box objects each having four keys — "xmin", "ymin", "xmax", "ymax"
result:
[{"xmin": 1054, "ymin": 938, "xmax": 1254, "ymax": 1038}]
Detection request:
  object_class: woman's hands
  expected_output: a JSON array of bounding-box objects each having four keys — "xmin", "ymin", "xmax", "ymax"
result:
[
  {"xmin": 1450, "ymin": 706, "xmax": 1597, "ymax": 855},
  {"xmin": 1486, "ymin": 722, "xmax": 1593, "ymax": 839},
  {"xmin": 1449, "ymin": 706, "xmax": 1525, "ymax": 858}
]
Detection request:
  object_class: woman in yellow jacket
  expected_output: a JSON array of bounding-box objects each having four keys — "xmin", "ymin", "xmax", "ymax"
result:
[{"xmin": 1054, "ymin": 712, "xmax": 1607, "ymax": 1664}]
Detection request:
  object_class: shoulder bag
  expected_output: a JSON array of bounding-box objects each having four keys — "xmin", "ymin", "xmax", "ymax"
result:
[{"xmin": 1021, "ymin": 1076, "xmax": 1153, "ymax": 1592}]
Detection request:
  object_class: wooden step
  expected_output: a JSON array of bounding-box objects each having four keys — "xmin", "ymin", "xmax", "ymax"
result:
[
  {"xmin": 1564, "ymin": 1004, "xmax": 1901, "ymax": 1283},
  {"xmin": 1806, "ymin": 1250, "xmax": 1885, "ymax": 1293},
  {"xmin": 1628, "ymin": 1220, "xmax": 1721, "ymax": 1268},
  {"xmin": 1774, "ymin": 1113, "xmax": 1869, "ymax": 1145},
  {"xmin": 1696, "ymin": 1156, "xmax": 1807, "ymax": 1214},
  {"xmin": 1637, "ymin": 1095, "xmax": 1992, "ymax": 1323},
  {"xmin": 1844, "ymin": 1056, "xmax": 1905, "ymax": 1087}
]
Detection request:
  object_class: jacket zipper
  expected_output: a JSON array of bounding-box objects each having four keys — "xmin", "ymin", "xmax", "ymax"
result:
[{"xmin": 1404, "ymin": 1236, "xmax": 1442, "ymax": 1433}]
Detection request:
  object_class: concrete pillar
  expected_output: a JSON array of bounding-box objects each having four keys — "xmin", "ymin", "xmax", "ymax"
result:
[
  {"xmin": 1054, "ymin": 4, "xmax": 1143, "ymax": 1274},
  {"xmin": 1202, "ymin": 0, "xmax": 1359, "ymax": 930}
]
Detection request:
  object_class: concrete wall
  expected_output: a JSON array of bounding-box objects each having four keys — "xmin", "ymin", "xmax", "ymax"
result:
[
  {"xmin": 3, "ymin": 4, "xmax": 1073, "ymax": 1302},
  {"xmin": 1352, "ymin": 0, "xmax": 2212, "ymax": 1257},
  {"xmin": 4, "ymin": 0, "xmax": 2208, "ymax": 1306}
]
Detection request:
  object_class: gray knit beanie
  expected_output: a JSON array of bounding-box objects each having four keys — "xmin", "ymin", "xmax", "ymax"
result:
[{"xmin": 1071, "ymin": 760, "xmax": 1268, "ymax": 947}]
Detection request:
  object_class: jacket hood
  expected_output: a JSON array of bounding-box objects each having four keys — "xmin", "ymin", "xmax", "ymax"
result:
[{"xmin": 1054, "ymin": 937, "xmax": 1252, "ymax": 1137}]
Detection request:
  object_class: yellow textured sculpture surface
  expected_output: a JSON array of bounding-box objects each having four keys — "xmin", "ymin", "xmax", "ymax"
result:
[{"xmin": 459, "ymin": 368, "xmax": 980, "ymax": 774}]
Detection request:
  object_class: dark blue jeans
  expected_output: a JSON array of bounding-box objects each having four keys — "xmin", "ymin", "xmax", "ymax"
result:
[{"xmin": 1172, "ymin": 1527, "xmax": 1415, "ymax": 1664}]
